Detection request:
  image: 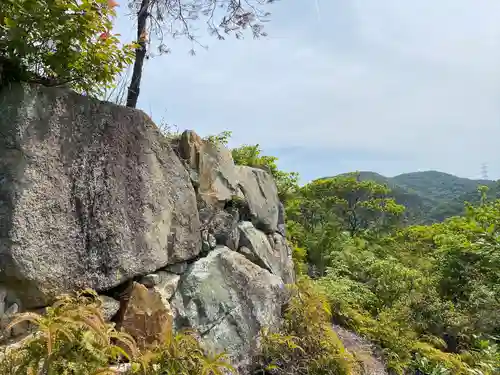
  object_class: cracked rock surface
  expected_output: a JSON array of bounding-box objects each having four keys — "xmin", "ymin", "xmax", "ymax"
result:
[
  {"xmin": 0, "ymin": 83, "xmax": 201, "ymax": 308},
  {"xmin": 171, "ymin": 247, "xmax": 288, "ymax": 372},
  {"xmin": 0, "ymin": 83, "xmax": 295, "ymax": 373}
]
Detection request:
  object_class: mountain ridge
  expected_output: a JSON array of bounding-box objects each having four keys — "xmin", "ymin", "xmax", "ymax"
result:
[{"xmin": 324, "ymin": 170, "xmax": 498, "ymax": 223}]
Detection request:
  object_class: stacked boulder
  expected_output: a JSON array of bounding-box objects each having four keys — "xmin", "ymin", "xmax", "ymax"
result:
[{"xmin": 0, "ymin": 83, "xmax": 294, "ymax": 371}]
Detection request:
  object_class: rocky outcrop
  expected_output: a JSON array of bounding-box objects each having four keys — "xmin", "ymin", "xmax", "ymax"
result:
[
  {"xmin": 0, "ymin": 83, "xmax": 295, "ymax": 372},
  {"xmin": 0, "ymin": 83, "xmax": 200, "ymax": 308},
  {"xmin": 238, "ymin": 221, "xmax": 294, "ymax": 284},
  {"xmin": 171, "ymin": 247, "xmax": 288, "ymax": 371},
  {"xmin": 177, "ymin": 130, "xmax": 281, "ymax": 238},
  {"xmin": 235, "ymin": 166, "xmax": 280, "ymax": 233},
  {"xmin": 177, "ymin": 130, "xmax": 241, "ymax": 206}
]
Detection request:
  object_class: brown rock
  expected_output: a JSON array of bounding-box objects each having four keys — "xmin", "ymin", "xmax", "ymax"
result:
[{"xmin": 121, "ymin": 282, "xmax": 173, "ymax": 349}]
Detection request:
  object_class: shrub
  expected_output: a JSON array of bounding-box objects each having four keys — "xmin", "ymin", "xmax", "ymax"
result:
[
  {"xmin": 0, "ymin": 289, "xmax": 136, "ymax": 375},
  {"xmin": 0, "ymin": 0, "xmax": 135, "ymax": 95},
  {"xmin": 253, "ymin": 277, "xmax": 357, "ymax": 375},
  {"xmin": 0, "ymin": 289, "xmax": 235, "ymax": 375},
  {"xmin": 131, "ymin": 326, "xmax": 235, "ymax": 375}
]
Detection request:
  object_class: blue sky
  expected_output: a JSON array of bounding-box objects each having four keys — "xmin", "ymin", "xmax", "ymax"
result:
[{"xmin": 113, "ymin": 1, "xmax": 500, "ymax": 183}]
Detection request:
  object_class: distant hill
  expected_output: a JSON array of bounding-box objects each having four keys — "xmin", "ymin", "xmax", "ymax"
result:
[{"xmin": 330, "ymin": 171, "xmax": 499, "ymax": 224}]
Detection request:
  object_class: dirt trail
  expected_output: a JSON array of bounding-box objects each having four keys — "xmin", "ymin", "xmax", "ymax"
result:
[{"xmin": 333, "ymin": 324, "xmax": 388, "ymax": 375}]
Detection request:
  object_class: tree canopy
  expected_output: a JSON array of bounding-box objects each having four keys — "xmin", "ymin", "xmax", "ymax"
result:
[
  {"xmin": 231, "ymin": 139, "xmax": 500, "ymax": 374},
  {"xmin": 0, "ymin": 0, "xmax": 135, "ymax": 95}
]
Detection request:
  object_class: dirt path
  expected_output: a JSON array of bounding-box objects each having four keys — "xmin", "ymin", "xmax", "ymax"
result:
[{"xmin": 333, "ymin": 324, "xmax": 388, "ymax": 375}]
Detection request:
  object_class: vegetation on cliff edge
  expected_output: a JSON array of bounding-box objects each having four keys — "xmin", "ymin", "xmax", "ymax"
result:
[{"xmin": 232, "ymin": 139, "xmax": 500, "ymax": 375}]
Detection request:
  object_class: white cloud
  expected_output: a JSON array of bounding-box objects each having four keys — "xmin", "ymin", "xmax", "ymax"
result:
[{"xmin": 114, "ymin": 0, "xmax": 500, "ymax": 180}]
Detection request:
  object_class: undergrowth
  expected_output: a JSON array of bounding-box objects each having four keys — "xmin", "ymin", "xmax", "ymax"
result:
[
  {"xmin": 0, "ymin": 289, "xmax": 235, "ymax": 375},
  {"xmin": 253, "ymin": 277, "xmax": 358, "ymax": 375}
]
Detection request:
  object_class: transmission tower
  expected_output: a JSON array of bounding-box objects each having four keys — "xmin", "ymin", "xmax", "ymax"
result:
[{"xmin": 481, "ymin": 163, "xmax": 489, "ymax": 180}]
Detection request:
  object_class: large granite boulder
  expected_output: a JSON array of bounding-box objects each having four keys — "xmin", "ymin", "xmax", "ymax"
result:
[
  {"xmin": 235, "ymin": 166, "xmax": 280, "ymax": 233},
  {"xmin": 0, "ymin": 83, "xmax": 201, "ymax": 308},
  {"xmin": 171, "ymin": 247, "xmax": 288, "ymax": 372},
  {"xmin": 238, "ymin": 221, "xmax": 295, "ymax": 284}
]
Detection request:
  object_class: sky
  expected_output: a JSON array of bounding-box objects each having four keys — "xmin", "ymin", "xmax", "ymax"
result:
[{"xmin": 113, "ymin": 1, "xmax": 500, "ymax": 183}]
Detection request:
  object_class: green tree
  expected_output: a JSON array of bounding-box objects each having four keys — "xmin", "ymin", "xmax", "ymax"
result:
[
  {"xmin": 303, "ymin": 172, "xmax": 405, "ymax": 237},
  {"xmin": 0, "ymin": 0, "xmax": 135, "ymax": 96}
]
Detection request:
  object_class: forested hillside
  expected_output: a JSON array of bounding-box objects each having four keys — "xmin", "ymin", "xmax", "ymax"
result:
[
  {"xmin": 233, "ymin": 140, "xmax": 500, "ymax": 375},
  {"xmin": 330, "ymin": 171, "xmax": 500, "ymax": 224}
]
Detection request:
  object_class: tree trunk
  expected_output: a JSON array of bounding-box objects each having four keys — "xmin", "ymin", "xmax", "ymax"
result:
[{"xmin": 126, "ymin": 0, "xmax": 150, "ymax": 108}]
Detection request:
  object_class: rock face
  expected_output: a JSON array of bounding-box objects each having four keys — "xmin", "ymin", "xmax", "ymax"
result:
[
  {"xmin": 177, "ymin": 130, "xmax": 241, "ymax": 206},
  {"xmin": 0, "ymin": 83, "xmax": 295, "ymax": 373},
  {"xmin": 120, "ymin": 282, "xmax": 173, "ymax": 349},
  {"xmin": 238, "ymin": 222, "xmax": 294, "ymax": 285},
  {"xmin": 0, "ymin": 83, "xmax": 201, "ymax": 307},
  {"xmin": 235, "ymin": 166, "xmax": 280, "ymax": 233},
  {"xmin": 99, "ymin": 295, "xmax": 121, "ymax": 322},
  {"xmin": 171, "ymin": 247, "xmax": 288, "ymax": 371}
]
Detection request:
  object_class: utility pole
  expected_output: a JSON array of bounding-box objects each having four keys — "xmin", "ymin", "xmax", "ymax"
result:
[{"xmin": 481, "ymin": 163, "xmax": 489, "ymax": 180}]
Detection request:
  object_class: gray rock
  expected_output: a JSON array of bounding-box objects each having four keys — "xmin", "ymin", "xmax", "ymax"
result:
[
  {"xmin": 238, "ymin": 246, "xmax": 257, "ymax": 264},
  {"xmin": 277, "ymin": 201, "xmax": 286, "ymax": 236},
  {"xmin": 171, "ymin": 247, "xmax": 288, "ymax": 373},
  {"xmin": 0, "ymin": 287, "xmax": 6, "ymax": 316},
  {"xmin": 202, "ymin": 231, "xmax": 218, "ymax": 253},
  {"xmin": 98, "ymin": 295, "xmax": 120, "ymax": 321},
  {"xmin": 200, "ymin": 208, "xmax": 240, "ymax": 250},
  {"xmin": 235, "ymin": 166, "xmax": 280, "ymax": 233},
  {"xmin": 139, "ymin": 273, "xmax": 161, "ymax": 288},
  {"xmin": 3, "ymin": 303, "xmax": 18, "ymax": 317},
  {"xmin": 208, "ymin": 234, "xmax": 217, "ymax": 249},
  {"xmin": 177, "ymin": 130, "xmax": 240, "ymax": 206},
  {"xmin": 165, "ymin": 262, "xmax": 189, "ymax": 275},
  {"xmin": 0, "ymin": 302, "xmax": 20, "ymax": 340},
  {"xmin": 177, "ymin": 131, "xmax": 244, "ymax": 250},
  {"xmin": 0, "ymin": 83, "xmax": 201, "ymax": 308},
  {"xmin": 333, "ymin": 324, "xmax": 389, "ymax": 375},
  {"xmin": 238, "ymin": 222, "xmax": 295, "ymax": 284},
  {"xmin": 154, "ymin": 271, "xmax": 180, "ymax": 301},
  {"xmin": 177, "ymin": 130, "xmax": 281, "ymax": 239},
  {"xmin": 138, "ymin": 271, "xmax": 180, "ymax": 301}
]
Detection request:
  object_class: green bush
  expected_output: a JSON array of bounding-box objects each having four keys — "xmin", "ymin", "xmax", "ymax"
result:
[
  {"xmin": 0, "ymin": 290, "xmax": 235, "ymax": 375},
  {"xmin": 0, "ymin": 0, "xmax": 135, "ymax": 95},
  {"xmin": 0, "ymin": 289, "xmax": 136, "ymax": 374},
  {"xmin": 253, "ymin": 277, "xmax": 358, "ymax": 375},
  {"xmin": 313, "ymin": 194, "xmax": 500, "ymax": 374}
]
